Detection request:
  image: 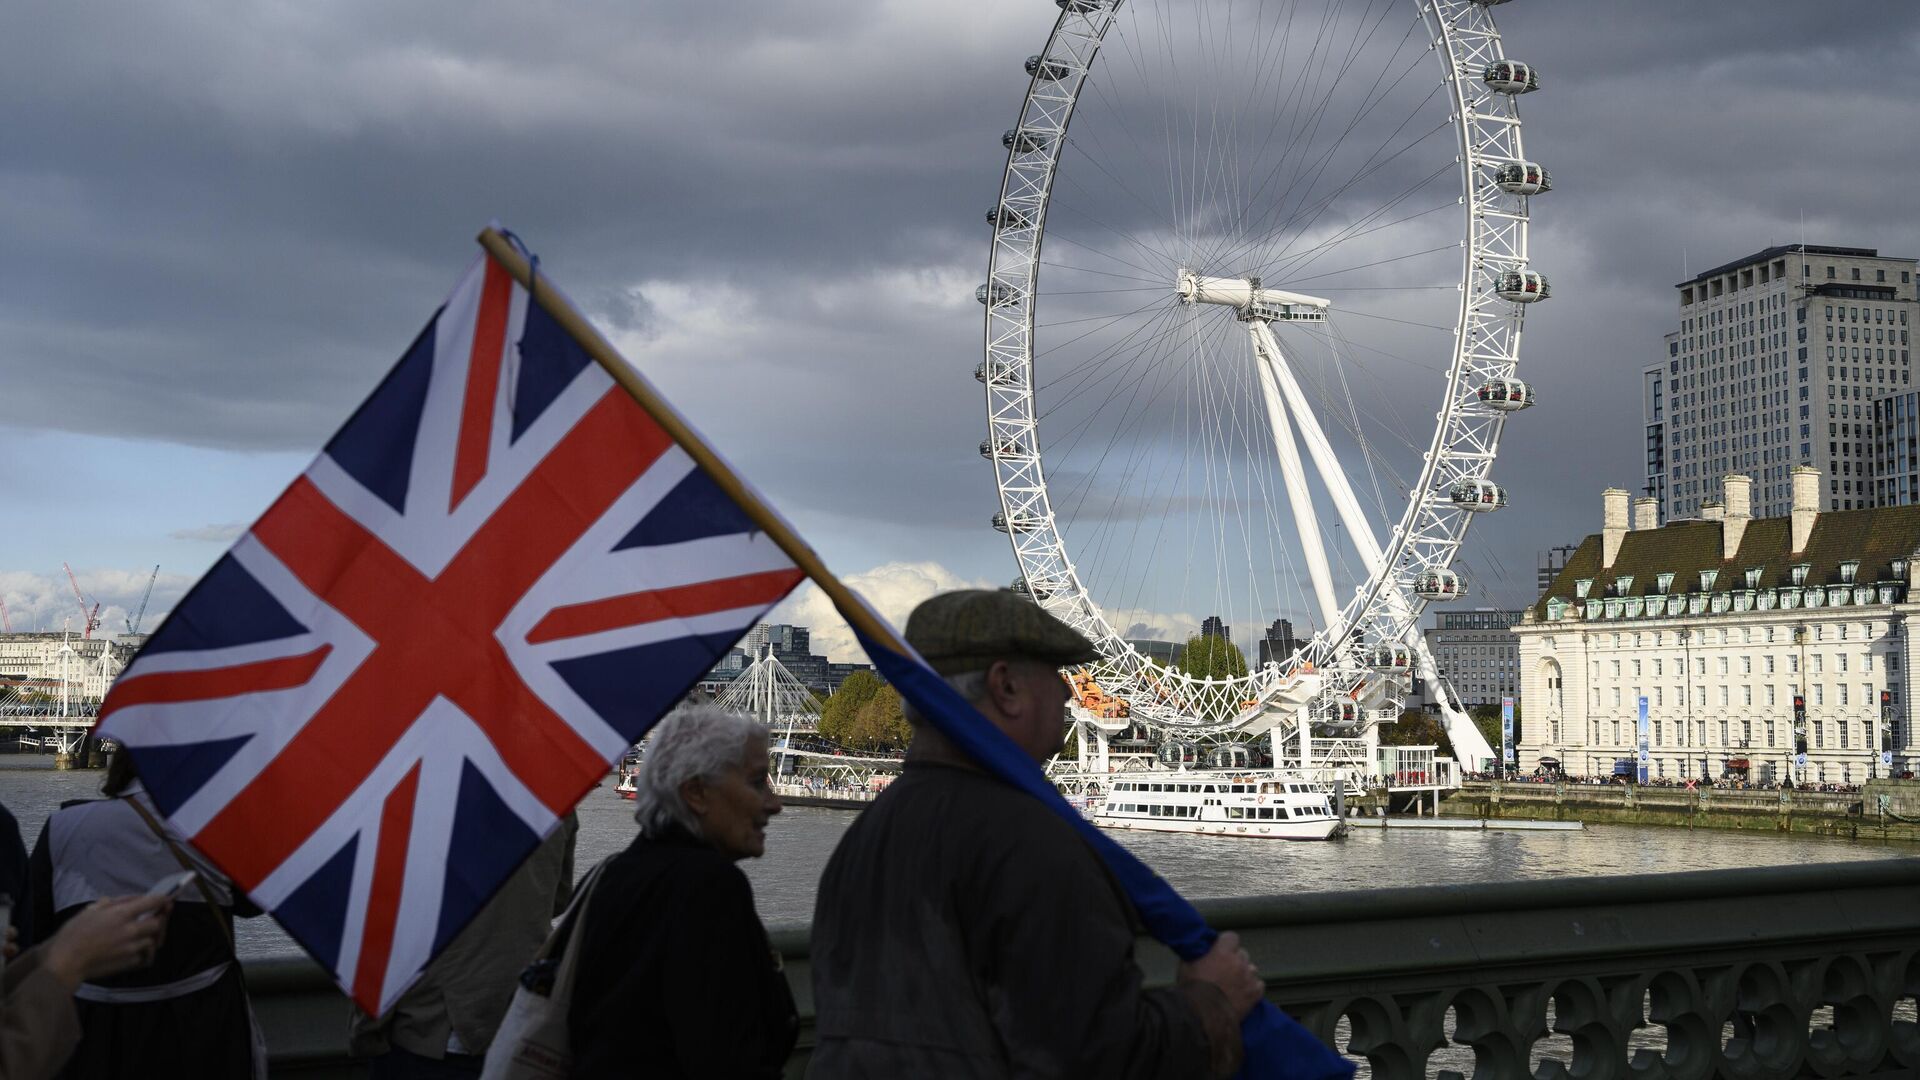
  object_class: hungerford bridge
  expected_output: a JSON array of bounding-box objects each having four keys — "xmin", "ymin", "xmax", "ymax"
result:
[
  {"xmin": 0, "ymin": 634, "xmax": 131, "ymax": 754},
  {"xmin": 717, "ymin": 645, "xmax": 1459, "ymax": 803}
]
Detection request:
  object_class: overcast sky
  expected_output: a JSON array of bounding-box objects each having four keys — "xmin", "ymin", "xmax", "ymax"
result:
[{"xmin": 5, "ymin": 0, "xmax": 1919, "ymax": 659}]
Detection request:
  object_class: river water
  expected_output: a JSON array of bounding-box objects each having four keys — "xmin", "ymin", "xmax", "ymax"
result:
[{"xmin": 2, "ymin": 759, "xmax": 1913, "ymax": 959}]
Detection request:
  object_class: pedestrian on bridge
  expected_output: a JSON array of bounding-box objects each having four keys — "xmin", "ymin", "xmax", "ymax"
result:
[
  {"xmin": 28, "ymin": 753, "xmax": 264, "ymax": 1079},
  {"xmin": 808, "ymin": 589, "xmax": 1262, "ymax": 1078},
  {"xmin": 564, "ymin": 705, "xmax": 796, "ymax": 1077}
]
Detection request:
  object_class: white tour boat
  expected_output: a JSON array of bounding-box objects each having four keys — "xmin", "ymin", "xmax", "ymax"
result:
[{"xmin": 1093, "ymin": 772, "xmax": 1342, "ymax": 840}]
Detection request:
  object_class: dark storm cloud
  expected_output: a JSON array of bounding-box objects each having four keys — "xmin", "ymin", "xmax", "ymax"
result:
[{"xmin": 7, "ymin": 0, "xmax": 1920, "ymax": 610}]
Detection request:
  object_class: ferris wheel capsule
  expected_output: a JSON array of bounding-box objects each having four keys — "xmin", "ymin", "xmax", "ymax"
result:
[
  {"xmin": 1003, "ymin": 128, "xmax": 1054, "ymax": 154},
  {"xmin": 977, "ymin": 282, "xmax": 1020, "ymax": 307},
  {"xmin": 975, "ymin": 359, "xmax": 1025, "ymax": 386},
  {"xmin": 1482, "ymin": 60, "xmax": 1539, "ymax": 93},
  {"xmin": 1493, "ymin": 161, "xmax": 1551, "ymax": 195},
  {"xmin": 1026, "ymin": 56, "xmax": 1074, "ymax": 81},
  {"xmin": 987, "ymin": 205, "xmax": 1031, "ymax": 229},
  {"xmin": 1476, "ymin": 377, "xmax": 1535, "ymax": 411},
  {"xmin": 1370, "ymin": 645, "xmax": 1412, "ymax": 671},
  {"xmin": 1208, "ymin": 742, "xmax": 1254, "ymax": 768},
  {"xmin": 1056, "ymin": 0, "xmax": 1110, "ymax": 11},
  {"xmin": 1496, "ymin": 270, "xmax": 1551, "ymax": 303},
  {"xmin": 992, "ymin": 511, "xmax": 1043, "ymax": 534},
  {"xmin": 980, "ymin": 437, "xmax": 1029, "ymax": 458},
  {"xmin": 1008, "ymin": 576, "xmax": 1058, "ymax": 600},
  {"xmin": 1414, "ymin": 568, "xmax": 1466, "ymax": 601},
  {"xmin": 1450, "ymin": 479, "xmax": 1508, "ymax": 512},
  {"xmin": 1158, "ymin": 740, "xmax": 1199, "ymax": 766}
]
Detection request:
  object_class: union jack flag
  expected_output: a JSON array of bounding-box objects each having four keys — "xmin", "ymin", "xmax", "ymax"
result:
[{"xmin": 96, "ymin": 240, "xmax": 804, "ymax": 1013}]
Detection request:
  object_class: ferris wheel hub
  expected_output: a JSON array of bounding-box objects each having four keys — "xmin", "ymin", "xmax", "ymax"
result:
[{"xmin": 1174, "ymin": 269, "xmax": 1330, "ymax": 322}]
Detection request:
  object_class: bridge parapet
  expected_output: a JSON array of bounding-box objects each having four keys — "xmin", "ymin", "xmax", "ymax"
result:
[{"xmin": 250, "ymin": 858, "xmax": 1920, "ymax": 1078}]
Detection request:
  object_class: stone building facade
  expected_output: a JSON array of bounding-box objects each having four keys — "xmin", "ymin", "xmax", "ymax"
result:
[{"xmin": 1517, "ymin": 469, "xmax": 1916, "ymax": 785}]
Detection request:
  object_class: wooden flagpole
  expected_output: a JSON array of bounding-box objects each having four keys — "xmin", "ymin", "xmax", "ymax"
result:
[{"xmin": 475, "ymin": 227, "xmax": 911, "ymax": 656}]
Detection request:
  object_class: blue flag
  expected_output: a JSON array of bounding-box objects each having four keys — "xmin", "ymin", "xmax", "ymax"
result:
[{"xmin": 851, "ymin": 619, "xmax": 1355, "ymax": 1080}]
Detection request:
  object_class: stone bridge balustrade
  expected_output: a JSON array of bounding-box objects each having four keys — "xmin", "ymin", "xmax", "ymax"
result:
[
  {"xmin": 1208, "ymin": 859, "xmax": 1919, "ymax": 1079},
  {"xmin": 248, "ymin": 858, "xmax": 1919, "ymax": 1079}
]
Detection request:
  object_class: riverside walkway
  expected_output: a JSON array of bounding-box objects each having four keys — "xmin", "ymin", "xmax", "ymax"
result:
[
  {"xmin": 1446, "ymin": 778, "xmax": 1920, "ymax": 843},
  {"xmin": 252, "ymin": 857, "xmax": 1919, "ymax": 1078}
]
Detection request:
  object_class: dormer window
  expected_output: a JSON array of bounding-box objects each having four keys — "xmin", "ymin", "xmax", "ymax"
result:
[
  {"xmin": 1656, "ymin": 572, "xmax": 1675, "ymax": 595},
  {"xmin": 1574, "ymin": 578, "xmax": 1593, "ymax": 599},
  {"xmin": 1614, "ymin": 575, "xmax": 1634, "ymax": 596},
  {"xmin": 1791, "ymin": 563, "xmax": 1811, "ymax": 586},
  {"xmin": 1839, "ymin": 559, "xmax": 1860, "ymax": 584},
  {"xmin": 1744, "ymin": 566, "xmax": 1764, "ymax": 589},
  {"xmin": 1698, "ymin": 569, "xmax": 1718, "ymax": 591},
  {"xmin": 1894, "ymin": 558, "xmax": 1910, "ymax": 579}
]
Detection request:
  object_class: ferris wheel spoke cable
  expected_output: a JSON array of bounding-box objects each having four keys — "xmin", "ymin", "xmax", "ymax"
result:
[
  {"xmin": 1040, "ymin": 301, "xmax": 1192, "ymax": 429},
  {"xmin": 1198, "ymin": 4, "xmax": 1422, "ymax": 274},
  {"xmin": 1253, "ymin": 152, "xmax": 1457, "ymax": 286},
  {"xmin": 1050, "ymin": 313, "xmax": 1201, "ymax": 516},
  {"xmin": 1220, "ymin": 108, "xmax": 1449, "ymax": 281},
  {"xmin": 1039, "ymin": 259, "xmax": 1167, "ymax": 287},
  {"xmin": 1213, "ymin": 64, "xmax": 1446, "ymax": 275},
  {"xmin": 1217, "ymin": 0, "xmax": 1403, "ymax": 272}
]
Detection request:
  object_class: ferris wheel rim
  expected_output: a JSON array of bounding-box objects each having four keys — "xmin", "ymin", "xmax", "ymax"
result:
[{"xmin": 980, "ymin": 0, "xmax": 1540, "ymax": 733}]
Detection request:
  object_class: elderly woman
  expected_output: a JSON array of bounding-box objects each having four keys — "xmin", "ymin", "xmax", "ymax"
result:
[{"xmin": 568, "ymin": 705, "xmax": 796, "ymax": 1077}]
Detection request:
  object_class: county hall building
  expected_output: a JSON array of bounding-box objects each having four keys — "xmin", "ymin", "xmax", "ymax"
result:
[{"xmin": 1515, "ymin": 468, "xmax": 1916, "ymax": 785}]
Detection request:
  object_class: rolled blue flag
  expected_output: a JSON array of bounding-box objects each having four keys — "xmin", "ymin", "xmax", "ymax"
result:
[{"xmin": 851, "ymin": 617, "xmax": 1355, "ymax": 1080}]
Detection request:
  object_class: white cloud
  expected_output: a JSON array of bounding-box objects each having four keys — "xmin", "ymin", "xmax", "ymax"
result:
[
  {"xmin": 771, "ymin": 560, "xmax": 995, "ymax": 663},
  {"xmin": 168, "ymin": 523, "xmax": 246, "ymax": 543},
  {"xmin": 0, "ymin": 568, "xmax": 193, "ymax": 637}
]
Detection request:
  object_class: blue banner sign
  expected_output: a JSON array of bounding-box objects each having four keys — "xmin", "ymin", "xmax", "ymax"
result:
[
  {"xmin": 1501, "ymin": 696, "xmax": 1515, "ymax": 766},
  {"xmin": 1636, "ymin": 696, "xmax": 1650, "ymax": 784}
]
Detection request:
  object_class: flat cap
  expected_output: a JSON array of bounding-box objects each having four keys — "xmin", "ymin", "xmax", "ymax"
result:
[{"xmin": 904, "ymin": 589, "xmax": 1099, "ymax": 675}]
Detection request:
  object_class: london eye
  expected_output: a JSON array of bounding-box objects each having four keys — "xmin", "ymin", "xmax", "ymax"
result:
[{"xmin": 978, "ymin": 0, "xmax": 1548, "ymax": 773}]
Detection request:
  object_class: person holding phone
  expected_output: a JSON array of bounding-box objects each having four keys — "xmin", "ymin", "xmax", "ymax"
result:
[
  {"xmin": 2, "ymin": 894, "xmax": 172, "ymax": 1080},
  {"xmin": 28, "ymin": 752, "xmax": 265, "ymax": 1079}
]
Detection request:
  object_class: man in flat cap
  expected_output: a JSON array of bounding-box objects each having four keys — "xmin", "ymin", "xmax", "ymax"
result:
[{"xmin": 808, "ymin": 590, "xmax": 1261, "ymax": 1079}]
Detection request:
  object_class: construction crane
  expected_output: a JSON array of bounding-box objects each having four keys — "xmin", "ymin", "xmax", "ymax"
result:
[
  {"xmin": 127, "ymin": 565, "xmax": 160, "ymax": 635},
  {"xmin": 62, "ymin": 563, "xmax": 102, "ymax": 640},
  {"xmin": 0, "ymin": 596, "xmax": 10, "ymax": 633}
]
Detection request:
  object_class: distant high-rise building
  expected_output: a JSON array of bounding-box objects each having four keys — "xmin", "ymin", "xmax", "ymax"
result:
[
  {"xmin": 1644, "ymin": 244, "xmax": 1916, "ymax": 522},
  {"xmin": 1423, "ymin": 609, "xmax": 1523, "ymax": 708},
  {"xmin": 1199, "ymin": 616, "xmax": 1228, "ymax": 640},
  {"xmin": 1537, "ymin": 545, "xmax": 1579, "ymax": 596},
  {"xmin": 1256, "ymin": 618, "xmax": 1299, "ymax": 667},
  {"xmin": 720, "ymin": 623, "xmax": 865, "ymax": 694}
]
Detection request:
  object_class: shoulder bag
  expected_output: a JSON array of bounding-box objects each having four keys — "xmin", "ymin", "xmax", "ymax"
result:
[{"xmin": 480, "ymin": 860, "xmax": 607, "ymax": 1080}]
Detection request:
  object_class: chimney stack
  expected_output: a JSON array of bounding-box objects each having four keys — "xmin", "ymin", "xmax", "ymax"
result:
[
  {"xmin": 1601, "ymin": 488, "xmax": 1630, "ymax": 569},
  {"xmin": 1722, "ymin": 474, "xmax": 1752, "ymax": 560},
  {"xmin": 1632, "ymin": 496, "xmax": 1659, "ymax": 532},
  {"xmin": 1701, "ymin": 500, "xmax": 1724, "ymax": 522},
  {"xmin": 1791, "ymin": 465, "xmax": 1821, "ymax": 553}
]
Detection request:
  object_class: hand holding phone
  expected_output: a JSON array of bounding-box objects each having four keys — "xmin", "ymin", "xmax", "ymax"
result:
[{"xmin": 146, "ymin": 870, "xmax": 199, "ymax": 901}]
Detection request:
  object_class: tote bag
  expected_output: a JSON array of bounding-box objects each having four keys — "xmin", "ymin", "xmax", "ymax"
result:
[{"xmin": 481, "ymin": 862, "xmax": 607, "ymax": 1080}]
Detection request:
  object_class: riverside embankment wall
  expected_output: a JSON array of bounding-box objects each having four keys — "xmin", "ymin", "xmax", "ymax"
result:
[{"xmin": 1442, "ymin": 777, "xmax": 1920, "ymax": 841}]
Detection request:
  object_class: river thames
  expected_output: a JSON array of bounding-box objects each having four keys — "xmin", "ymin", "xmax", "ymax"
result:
[{"xmin": 3, "ymin": 759, "xmax": 1914, "ymax": 958}]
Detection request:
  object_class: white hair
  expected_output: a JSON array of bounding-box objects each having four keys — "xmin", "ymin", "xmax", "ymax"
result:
[
  {"xmin": 632, "ymin": 705, "xmax": 768, "ymax": 838},
  {"xmin": 900, "ymin": 670, "xmax": 991, "ymax": 727}
]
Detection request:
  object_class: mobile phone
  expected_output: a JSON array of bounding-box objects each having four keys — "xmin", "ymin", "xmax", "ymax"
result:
[{"xmin": 146, "ymin": 870, "xmax": 199, "ymax": 900}]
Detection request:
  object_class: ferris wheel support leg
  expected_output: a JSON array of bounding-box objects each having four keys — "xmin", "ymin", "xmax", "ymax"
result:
[
  {"xmin": 1249, "ymin": 324, "xmax": 1340, "ymax": 632},
  {"xmin": 1252, "ymin": 321, "xmax": 1389, "ymax": 572},
  {"xmin": 1425, "ymin": 656, "xmax": 1496, "ymax": 769}
]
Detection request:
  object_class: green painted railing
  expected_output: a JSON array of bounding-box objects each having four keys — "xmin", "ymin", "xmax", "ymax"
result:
[{"xmin": 253, "ymin": 857, "xmax": 1920, "ymax": 1078}]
